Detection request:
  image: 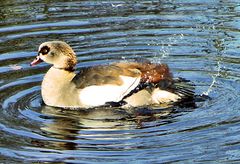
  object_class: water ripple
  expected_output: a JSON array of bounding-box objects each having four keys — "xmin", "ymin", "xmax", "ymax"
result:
[{"xmin": 0, "ymin": 0, "xmax": 240, "ymax": 163}]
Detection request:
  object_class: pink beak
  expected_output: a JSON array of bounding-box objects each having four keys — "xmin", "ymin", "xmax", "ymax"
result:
[{"xmin": 30, "ymin": 56, "xmax": 43, "ymax": 66}]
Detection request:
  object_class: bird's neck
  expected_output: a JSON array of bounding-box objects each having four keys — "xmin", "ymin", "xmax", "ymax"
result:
[
  {"xmin": 53, "ymin": 66, "xmax": 75, "ymax": 72},
  {"xmin": 45, "ymin": 67, "xmax": 76, "ymax": 81}
]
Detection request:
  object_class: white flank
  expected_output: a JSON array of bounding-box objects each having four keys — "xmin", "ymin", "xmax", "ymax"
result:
[
  {"xmin": 151, "ymin": 88, "xmax": 181, "ymax": 104},
  {"xmin": 79, "ymin": 76, "xmax": 140, "ymax": 107}
]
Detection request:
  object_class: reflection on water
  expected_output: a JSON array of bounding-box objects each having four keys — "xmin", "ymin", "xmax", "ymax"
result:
[
  {"xmin": 41, "ymin": 105, "xmax": 174, "ymax": 135},
  {"xmin": 0, "ymin": 0, "xmax": 240, "ymax": 163},
  {"xmin": 40, "ymin": 105, "xmax": 177, "ymax": 154}
]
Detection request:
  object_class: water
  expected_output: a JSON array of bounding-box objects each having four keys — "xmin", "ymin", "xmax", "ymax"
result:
[{"xmin": 0, "ymin": 0, "xmax": 240, "ymax": 163}]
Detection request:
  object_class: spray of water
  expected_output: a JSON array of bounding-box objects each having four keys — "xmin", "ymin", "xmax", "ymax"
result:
[
  {"xmin": 202, "ymin": 60, "xmax": 221, "ymax": 96},
  {"xmin": 151, "ymin": 33, "xmax": 185, "ymax": 63}
]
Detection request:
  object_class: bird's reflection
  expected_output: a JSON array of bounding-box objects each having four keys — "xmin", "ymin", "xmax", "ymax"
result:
[{"xmin": 38, "ymin": 103, "xmax": 194, "ymax": 150}]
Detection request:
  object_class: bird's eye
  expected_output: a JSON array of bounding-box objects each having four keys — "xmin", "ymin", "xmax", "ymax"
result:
[
  {"xmin": 39, "ymin": 46, "xmax": 50, "ymax": 55},
  {"xmin": 42, "ymin": 49, "xmax": 48, "ymax": 54}
]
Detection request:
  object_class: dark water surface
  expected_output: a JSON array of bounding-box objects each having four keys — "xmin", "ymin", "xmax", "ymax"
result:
[{"xmin": 0, "ymin": 0, "xmax": 240, "ymax": 163}]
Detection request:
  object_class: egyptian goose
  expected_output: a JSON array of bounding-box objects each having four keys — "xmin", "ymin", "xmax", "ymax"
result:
[{"xmin": 30, "ymin": 41, "xmax": 193, "ymax": 109}]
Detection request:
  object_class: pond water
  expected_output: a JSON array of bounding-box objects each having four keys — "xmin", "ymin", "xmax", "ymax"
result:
[{"xmin": 0, "ymin": 0, "xmax": 240, "ymax": 163}]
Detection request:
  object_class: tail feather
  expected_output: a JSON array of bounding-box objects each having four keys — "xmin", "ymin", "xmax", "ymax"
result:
[{"xmin": 172, "ymin": 77, "xmax": 195, "ymax": 100}]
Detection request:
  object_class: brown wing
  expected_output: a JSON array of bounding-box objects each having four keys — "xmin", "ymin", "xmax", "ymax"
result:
[
  {"xmin": 72, "ymin": 61, "xmax": 173, "ymax": 89},
  {"xmin": 72, "ymin": 64, "xmax": 141, "ymax": 89}
]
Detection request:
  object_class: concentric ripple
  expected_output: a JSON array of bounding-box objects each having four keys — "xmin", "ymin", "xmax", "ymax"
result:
[{"xmin": 0, "ymin": 0, "xmax": 240, "ymax": 163}]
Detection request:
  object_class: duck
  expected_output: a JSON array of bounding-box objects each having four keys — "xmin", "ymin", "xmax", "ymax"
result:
[{"xmin": 30, "ymin": 41, "xmax": 194, "ymax": 109}]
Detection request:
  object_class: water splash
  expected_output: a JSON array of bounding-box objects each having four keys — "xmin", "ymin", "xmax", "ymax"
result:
[
  {"xmin": 202, "ymin": 60, "xmax": 221, "ymax": 96},
  {"xmin": 161, "ymin": 34, "xmax": 185, "ymax": 58},
  {"xmin": 151, "ymin": 33, "xmax": 185, "ymax": 63}
]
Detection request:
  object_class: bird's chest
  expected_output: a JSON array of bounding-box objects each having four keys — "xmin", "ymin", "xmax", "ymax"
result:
[
  {"xmin": 42, "ymin": 75, "xmax": 67, "ymax": 98},
  {"xmin": 41, "ymin": 67, "xmax": 76, "ymax": 107}
]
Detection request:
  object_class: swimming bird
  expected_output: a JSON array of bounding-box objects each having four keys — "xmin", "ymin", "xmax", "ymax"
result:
[{"xmin": 30, "ymin": 41, "xmax": 194, "ymax": 109}]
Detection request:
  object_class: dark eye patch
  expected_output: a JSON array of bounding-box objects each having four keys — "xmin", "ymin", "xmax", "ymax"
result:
[{"xmin": 39, "ymin": 46, "xmax": 50, "ymax": 55}]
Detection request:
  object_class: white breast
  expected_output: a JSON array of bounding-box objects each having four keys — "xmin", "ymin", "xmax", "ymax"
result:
[{"xmin": 79, "ymin": 76, "xmax": 140, "ymax": 107}]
